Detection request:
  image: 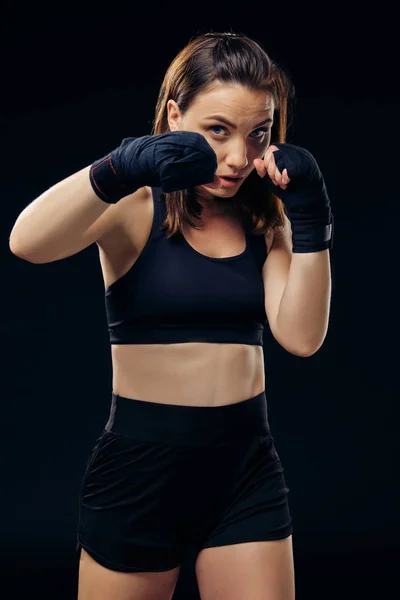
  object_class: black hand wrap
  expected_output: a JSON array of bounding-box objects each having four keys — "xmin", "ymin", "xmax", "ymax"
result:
[
  {"xmin": 264, "ymin": 143, "xmax": 334, "ymax": 253},
  {"xmin": 89, "ymin": 131, "xmax": 218, "ymax": 203}
]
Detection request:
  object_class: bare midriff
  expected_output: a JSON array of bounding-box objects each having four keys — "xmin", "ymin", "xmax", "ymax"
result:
[{"xmin": 111, "ymin": 342, "xmax": 265, "ymax": 407}]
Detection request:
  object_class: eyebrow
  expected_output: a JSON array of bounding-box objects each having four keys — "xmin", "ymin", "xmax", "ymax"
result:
[{"xmin": 204, "ymin": 115, "xmax": 273, "ymax": 128}]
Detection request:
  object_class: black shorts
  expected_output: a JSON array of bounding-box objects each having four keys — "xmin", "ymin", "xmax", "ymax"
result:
[{"xmin": 76, "ymin": 391, "xmax": 293, "ymax": 573}]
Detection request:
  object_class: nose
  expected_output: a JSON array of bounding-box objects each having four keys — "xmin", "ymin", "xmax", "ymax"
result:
[{"xmin": 225, "ymin": 141, "xmax": 249, "ymax": 172}]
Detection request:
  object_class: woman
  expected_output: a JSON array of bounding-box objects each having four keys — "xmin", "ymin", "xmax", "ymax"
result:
[{"xmin": 9, "ymin": 32, "xmax": 333, "ymax": 600}]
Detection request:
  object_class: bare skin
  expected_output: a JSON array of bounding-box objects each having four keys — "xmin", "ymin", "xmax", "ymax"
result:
[{"xmin": 78, "ymin": 548, "xmax": 181, "ymax": 600}]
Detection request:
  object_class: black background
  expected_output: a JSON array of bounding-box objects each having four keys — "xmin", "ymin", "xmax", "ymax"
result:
[{"xmin": 2, "ymin": 4, "xmax": 398, "ymax": 599}]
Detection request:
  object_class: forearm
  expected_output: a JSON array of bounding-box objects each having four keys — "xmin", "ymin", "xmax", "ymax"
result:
[{"xmin": 276, "ymin": 249, "xmax": 332, "ymax": 355}]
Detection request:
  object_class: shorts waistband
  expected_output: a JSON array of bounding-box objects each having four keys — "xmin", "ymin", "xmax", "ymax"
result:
[{"xmin": 105, "ymin": 391, "xmax": 270, "ymax": 446}]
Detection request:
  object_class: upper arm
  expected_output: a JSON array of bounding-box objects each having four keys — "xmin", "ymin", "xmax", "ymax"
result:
[
  {"xmin": 53, "ymin": 186, "xmax": 151, "ymax": 260},
  {"xmin": 262, "ymin": 214, "xmax": 293, "ymax": 340}
]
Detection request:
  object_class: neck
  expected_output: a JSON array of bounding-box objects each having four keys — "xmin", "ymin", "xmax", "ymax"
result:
[{"xmin": 194, "ymin": 190, "xmax": 238, "ymax": 221}]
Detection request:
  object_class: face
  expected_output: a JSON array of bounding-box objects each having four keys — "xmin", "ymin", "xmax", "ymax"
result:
[{"xmin": 167, "ymin": 81, "xmax": 274, "ymax": 214}]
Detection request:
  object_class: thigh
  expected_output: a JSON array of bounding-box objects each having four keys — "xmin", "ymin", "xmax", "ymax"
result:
[
  {"xmin": 78, "ymin": 547, "xmax": 180, "ymax": 600},
  {"xmin": 195, "ymin": 536, "xmax": 295, "ymax": 600}
]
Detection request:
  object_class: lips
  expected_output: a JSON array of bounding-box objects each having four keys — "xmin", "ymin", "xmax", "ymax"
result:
[
  {"xmin": 218, "ymin": 176, "xmax": 243, "ymax": 188},
  {"xmin": 205, "ymin": 175, "xmax": 243, "ymax": 189}
]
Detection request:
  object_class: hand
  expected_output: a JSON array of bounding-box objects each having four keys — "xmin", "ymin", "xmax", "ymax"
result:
[
  {"xmin": 253, "ymin": 142, "xmax": 333, "ymax": 253},
  {"xmin": 253, "ymin": 144, "xmax": 291, "ymax": 190},
  {"xmin": 253, "ymin": 142, "xmax": 330, "ymax": 214},
  {"xmin": 89, "ymin": 131, "xmax": 218, "ymax": 203}
]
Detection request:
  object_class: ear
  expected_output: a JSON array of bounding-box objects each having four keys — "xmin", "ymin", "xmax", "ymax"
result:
[{"xmin": 167, "ymin": 99, "xmax": 182, "ymax": 131}]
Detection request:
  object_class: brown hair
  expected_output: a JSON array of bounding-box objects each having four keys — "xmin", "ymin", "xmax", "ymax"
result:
[{"xmin": 151, "ymin": 31, "xmax": 295, "ymax": 238}]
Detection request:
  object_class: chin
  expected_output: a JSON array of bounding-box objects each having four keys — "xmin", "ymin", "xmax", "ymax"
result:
[
  {"xmin": 196, "ymin": 187, "xmax": 237, "ymax": 207},
  {"xmin": 199, "ymin": 182, "xmax": 243, "ymax": 196}
]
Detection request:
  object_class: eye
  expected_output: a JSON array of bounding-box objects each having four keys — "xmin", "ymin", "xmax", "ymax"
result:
[{"xmin": 208, "ymin": 125, "xmax": 270, "ymax": 139}]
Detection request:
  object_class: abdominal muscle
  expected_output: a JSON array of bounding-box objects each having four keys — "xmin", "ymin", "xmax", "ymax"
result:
[
  {"xmin": 98, "ymin": 187, "xmax": 271, "ymax": 408},
  {"xmin": 111, "ymin": 342, "xmax": 265, "ymax": 407}
]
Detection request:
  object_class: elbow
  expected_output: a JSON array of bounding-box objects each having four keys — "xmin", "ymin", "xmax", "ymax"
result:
[
  {"xmin": 274, "ymin": 332, "xmax": 325, "ymax": 357},
  {"xmin": 271, "ymin": 318, "xmax": 327, "ymax": 358},
  {"xmin": 9, "ymin": 238, "xmax": 27, "ymax": 261},
  {"xmin": 280, "ymin": 343, "xmax": 314, "ymax": 357},
  {"xmin": 290, "ymin": 346, "xmax": 319, "ymax": 358},
  {"xmin": 288, "ymin": 338, "xmax": 325, "ymax": 357},
  {"xmin": 9, "ymin": 239, "xmax": 47, "ymax": 264}
]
